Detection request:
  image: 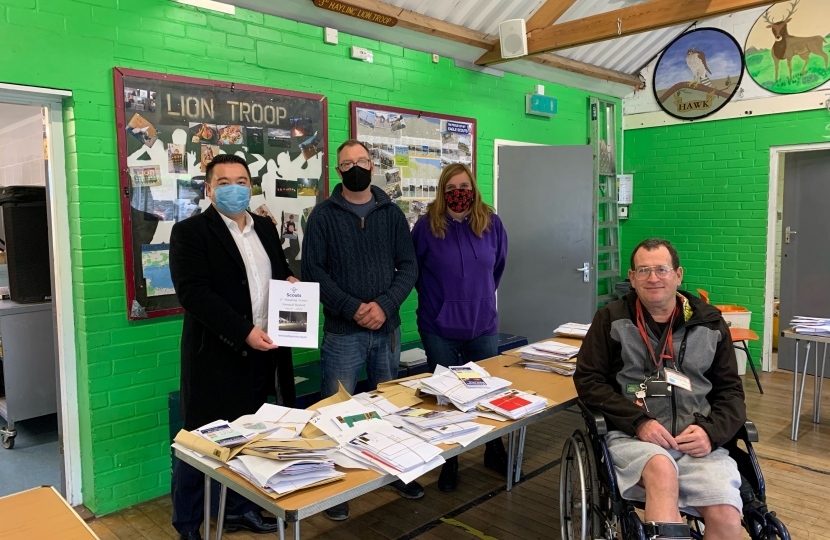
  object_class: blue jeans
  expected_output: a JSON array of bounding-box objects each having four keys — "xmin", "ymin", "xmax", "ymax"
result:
[
  {"xmin": 320, "ymin": 327, "xmax": 401, "ymax": 398},
  {"xmin": 419, "ymin": 331, "xmax": 504, "ymax": 463},
  {"xmin": 419, "ymin": 331, "xmax": 499, "ymax": 372}
]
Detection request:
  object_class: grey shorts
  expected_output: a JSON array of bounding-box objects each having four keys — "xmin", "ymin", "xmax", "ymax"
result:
[{"xmin": 605, "ymin": 430, "xmax": 742, "ymax": 516}]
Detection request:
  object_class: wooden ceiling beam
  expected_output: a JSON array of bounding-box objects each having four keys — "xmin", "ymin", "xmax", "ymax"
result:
[
  {"xmin": 476, "ymin": 0, "xmax": 786, "ymax": 66},
  {"xmin": 527, "ymin": 53, "xmax": 640, "ymax": 87},
  {"xmin": 526, "ymin": 0, "xmax": 579, "ymax": 30},
  {"xmin": 315, "ymin": 0, "xmax": 639, "ymax": 87},
  {"xmin": 315, "ymin": 0, "xmax": 494, "ymax": 49}
]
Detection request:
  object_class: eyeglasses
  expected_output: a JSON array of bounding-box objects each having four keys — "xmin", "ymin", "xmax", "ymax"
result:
[
  {"xmin": 632, "ymin": 265, "xmax": 674, "ymax": 280},
  {"xmin": 337, "ymin": 159, "xmax": 370, "ymax": 172}
]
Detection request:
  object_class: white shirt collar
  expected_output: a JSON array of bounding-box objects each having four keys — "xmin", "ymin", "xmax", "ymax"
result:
[{"xmin": 217, "ymin": 209, "xmax": 254, "ymax": 234}]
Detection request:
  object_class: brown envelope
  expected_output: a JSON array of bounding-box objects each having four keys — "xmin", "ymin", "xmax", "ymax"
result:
[
  {"xmin": 245, "ymin": 438, "xmax": 338, "ymax": 451},
  {"xmin": 300, "ymin": 382, "xmax": 353, "ymax": 438},
  {"xmin": 371, "ymin": 385, "xmax": 422, "ymax": 408},
  {"xmin": 174, "ymin": 430, "xmax": 264, "ymax": 463}
]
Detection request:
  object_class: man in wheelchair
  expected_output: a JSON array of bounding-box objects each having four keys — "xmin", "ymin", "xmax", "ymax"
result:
[{"xmin": 574, "ymin": 239, "xmax": 745, "ymax": 539}]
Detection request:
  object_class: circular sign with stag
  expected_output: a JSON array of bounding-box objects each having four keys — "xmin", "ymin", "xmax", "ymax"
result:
[
  {"xmin": 745, "ymin": 0, "xmax": 830, "ymax": 94},
  {"xmin": 653, "ymin": 28, "xmax": 745, "ymax": 120}
]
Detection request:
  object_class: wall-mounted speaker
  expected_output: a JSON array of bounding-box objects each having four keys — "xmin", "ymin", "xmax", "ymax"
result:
[{"xmin": 499, "ymin": 19, "xmax": 528, "ymax": 59}]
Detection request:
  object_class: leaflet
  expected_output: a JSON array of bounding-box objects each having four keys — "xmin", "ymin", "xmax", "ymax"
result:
[
  {"xmin": 196, "ymin": 420, "xmax": 247, "ymax": 447},
  {"xmin": 449, "ymin": 366, "xmax": 488, "ymax": 387}
]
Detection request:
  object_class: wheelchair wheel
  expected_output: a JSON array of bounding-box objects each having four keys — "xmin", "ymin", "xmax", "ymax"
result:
[{"xmin": 560, "ymin": 430, "xmax": 602, "ymax": 540}]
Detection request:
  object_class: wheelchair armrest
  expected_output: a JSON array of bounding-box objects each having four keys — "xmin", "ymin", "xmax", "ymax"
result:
[
  {"xmin": 737, "ymin": 420, "xmax": 759, "ymax": 443},
  {"xmin": 577, "ymin": 399, "xmax": 608, "ymax": 436}
]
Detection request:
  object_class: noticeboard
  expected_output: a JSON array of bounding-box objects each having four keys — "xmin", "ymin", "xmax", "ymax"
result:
[
  {"xmin": 349, "ymin": 101, "xmax": 476, "ymax": 231},
  {"xmin": 114, "ymin": 68, "xmax": 328, "ymax": 320}
]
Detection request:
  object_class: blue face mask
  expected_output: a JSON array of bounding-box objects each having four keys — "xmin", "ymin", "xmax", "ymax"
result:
[{"xmin": 213, "ymin": 184, "xmax": 251, "ymax": 215}]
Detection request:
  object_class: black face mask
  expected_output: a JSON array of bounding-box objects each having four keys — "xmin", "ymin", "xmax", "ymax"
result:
[{"xmin": 341, "ymin": 164, "xmax": 372, "ymax": 192}]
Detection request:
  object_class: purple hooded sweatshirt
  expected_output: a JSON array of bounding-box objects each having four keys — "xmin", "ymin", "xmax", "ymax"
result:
[{"xmin": 412, "ymin": 213, "xmax": 508, "ymax": 341}]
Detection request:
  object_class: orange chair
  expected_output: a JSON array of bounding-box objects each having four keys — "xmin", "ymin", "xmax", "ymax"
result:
[
  {"xmin": 731, "ymin": 328, "xmax": 763, "ymax": 394},
  {"xmin": 697, "ymin": 288, "xmax": 748, "ymax": 312}
]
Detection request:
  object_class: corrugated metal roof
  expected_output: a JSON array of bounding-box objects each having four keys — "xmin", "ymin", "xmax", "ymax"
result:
[{"xmin": 384, "ymin": 0, "xmax": 690, "ymax": 74}]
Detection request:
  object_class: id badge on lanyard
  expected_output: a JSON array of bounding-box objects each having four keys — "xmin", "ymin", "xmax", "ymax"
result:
[{"xmin": 635, "ymin": 299, "xmax": 692, "ymax": 393}]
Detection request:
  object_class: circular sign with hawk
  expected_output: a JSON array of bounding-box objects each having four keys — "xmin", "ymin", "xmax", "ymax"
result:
[{"xmin": 653, "ymin": 28, "xmax": 745, "ymax": 120}]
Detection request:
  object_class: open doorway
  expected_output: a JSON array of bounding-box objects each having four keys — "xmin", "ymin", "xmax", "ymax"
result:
[
  {"xmin": 0, "ymin": 87, "xmax": 81, "ymax": 505},
  {"xmin": 765, "ymin": 143, "xmax": 830, "ymax": 374}
]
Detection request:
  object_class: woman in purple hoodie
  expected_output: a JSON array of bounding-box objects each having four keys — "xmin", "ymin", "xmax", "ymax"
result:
[{"xmin": 412, "ymin": 163, "xmax": 508, "ymax": 492}]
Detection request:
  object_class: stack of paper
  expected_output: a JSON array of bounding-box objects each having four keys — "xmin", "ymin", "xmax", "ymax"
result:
[
  {"xmin": 519, "ymin": 341, "xmax": 581, "ymax": 361},
  {"xmin": 519, "ymin": 359, "xmax": 577, "ymax": 376},
  {"xmin": 790, "ymin": 316, "xmax": 830, "ymax": 337},
  {"xmin": 394, "ymin": 407, "xmax": 477, "ymax": 429},
  {"xmin": 241, "ymin": 438, "xmax": 339, "ymax": 460},
  {"xmin": 480, "ymin": 389, "xmax": 548, "ymax": 420},
  {"xmin": 554, "ymin": 323, "xmax": 591, "ymax": 338},
  {"xmin": 342, "ymin": 424, "xmax": 444, "ymax": 482},
  {"xmin": 399, "ymin": 348, "xmax": 428, "ymax": 367},
  {"xmin": 228, "ymin": 454, "xmax": 344, "ymax": 495},
  {"xmin": 419, "ymin": 363, "xmax": 512, "ymax": 412},
  {"xmin": 387, "ymin": 415, "xmax": 482, "ymax": 444}
]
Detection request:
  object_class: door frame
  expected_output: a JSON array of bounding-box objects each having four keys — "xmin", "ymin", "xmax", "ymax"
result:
[
  {"xmin": 0, "ymin": 84, "xmax": 82, "ymax": 505},
  {"xmin": 493, "ymin": 139, "xmax": 546, "ymax": 212},
  {"xmin": 764, "ymin": 142, "xmax": 830, "ymax": 372}
]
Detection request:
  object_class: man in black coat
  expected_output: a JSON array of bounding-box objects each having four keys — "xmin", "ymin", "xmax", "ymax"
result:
[{"xmin": 169, "ymin": 154, "xmax": 296, "ymax": 539}]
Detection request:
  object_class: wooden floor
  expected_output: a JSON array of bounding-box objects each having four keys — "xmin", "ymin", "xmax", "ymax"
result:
[{"xmin": 90, "ymin": 368, "xmax": 830, "ymax": 540}]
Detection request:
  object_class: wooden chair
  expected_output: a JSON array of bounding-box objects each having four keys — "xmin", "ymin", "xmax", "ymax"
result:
[{"xmin": 731, "ymin": 328, "xmax": 764, "ymax": 394}]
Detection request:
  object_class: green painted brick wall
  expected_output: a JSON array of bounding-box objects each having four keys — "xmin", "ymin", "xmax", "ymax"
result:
[
  {"xmin": 0, "ymin": 0, "xmax": 619, "ymax": 514},
  {"xmin": 622, "ymin": 108, "xmax": 830, "ymax": 363}
]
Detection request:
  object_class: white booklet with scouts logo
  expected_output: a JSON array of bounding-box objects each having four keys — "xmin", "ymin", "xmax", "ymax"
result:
[{"xmin": 267, "ymin": 280, "xmax": 320, "ymax": 348}]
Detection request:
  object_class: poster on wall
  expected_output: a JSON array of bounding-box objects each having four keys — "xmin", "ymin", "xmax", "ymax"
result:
[
  {"xmin": 745, "ymin": 0, "xmax": 830, "ymax": 94},
  {"xmin": 115, "ymin": 68, "xmax": 328, "ymax": 320},
  {"xmin": 653, "ymin": 28, "xmax": 745, "ymax": 120},
  {"xmin": 350, "ymin": 101, "xmax": 476, "ymax": 231}
]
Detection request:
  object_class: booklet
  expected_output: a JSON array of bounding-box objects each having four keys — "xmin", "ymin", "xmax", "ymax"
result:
[
  {"xmin": 449, "ymin": 366, "xmax": 488, "ymax": 387},
  {"xmin": 267, "ymin": 280, "xmax": 320, "ymax": 348}
]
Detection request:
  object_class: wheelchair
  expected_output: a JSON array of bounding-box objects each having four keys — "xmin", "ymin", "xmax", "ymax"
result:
[{"xmin": 559, "ymin": 400, "xmax": 790, "ymax": 540}]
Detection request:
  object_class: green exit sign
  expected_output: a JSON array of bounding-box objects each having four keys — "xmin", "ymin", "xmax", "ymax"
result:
[{"xmin": 526, "ymin": 93, "xmax": 557, "ymax": 117}]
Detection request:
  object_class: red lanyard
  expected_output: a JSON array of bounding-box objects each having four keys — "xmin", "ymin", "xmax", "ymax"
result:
[{"xmin": 635, "ymin": 298, "xmax": 678, "ymax": 370}]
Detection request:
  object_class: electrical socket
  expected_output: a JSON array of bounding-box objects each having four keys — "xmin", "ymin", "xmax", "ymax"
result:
[
  {"xmin": 351, "ymin": 46, "xmax": 373, "ymax": 63},
  {"xmin": 618, "ymin": 206, "xmax": 629, "ymax": 219},
  {"xmin": 432, "ymin": 54, "xmax": 439, "ymax": 63},
  {"xmin": 324, "ymin": 27, "xmax": 338, "ymax": 45}
]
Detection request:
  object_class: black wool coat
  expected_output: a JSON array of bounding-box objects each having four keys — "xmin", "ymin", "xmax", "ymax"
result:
[{"xmin": 170, "ymin": 205, "xmax": 296, "ymax": 430}]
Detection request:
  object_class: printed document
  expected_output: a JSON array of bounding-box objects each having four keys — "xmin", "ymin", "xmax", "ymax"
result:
[{"xmin": 267, "ymin": 280, "xmax": 320, "ymax": 348}]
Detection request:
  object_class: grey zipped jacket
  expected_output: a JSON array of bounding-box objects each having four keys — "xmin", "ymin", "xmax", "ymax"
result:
[{"xmin": 574, "ymin": 290, "xmax": 746, "ymax": 449}]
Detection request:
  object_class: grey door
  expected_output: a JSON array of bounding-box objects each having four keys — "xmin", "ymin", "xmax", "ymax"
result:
[
  {"xmin": 497, "ymin": 145, "xmax": 595, "ymax": 343},
  {"xmin": 778, "ymin": 150, "xmax": 830, "ymax": 375}
]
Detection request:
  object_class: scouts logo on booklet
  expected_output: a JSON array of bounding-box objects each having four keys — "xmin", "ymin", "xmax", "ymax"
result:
[{"xmin": 653, "ymin": 28, "xmax": 744, "ymax": 121}]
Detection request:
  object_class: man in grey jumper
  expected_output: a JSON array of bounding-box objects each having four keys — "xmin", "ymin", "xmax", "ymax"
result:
[{"xmin": 302, "ymin": 139, "xmax": 420, "ymax": 520}]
